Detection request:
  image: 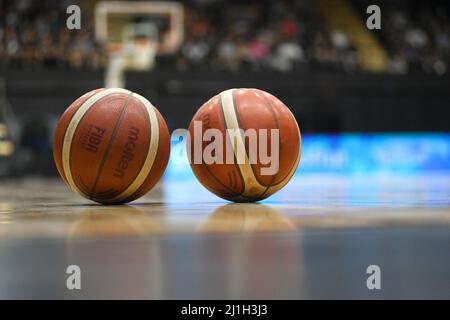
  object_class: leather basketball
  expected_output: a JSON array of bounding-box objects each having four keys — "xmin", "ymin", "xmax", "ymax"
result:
[
  {"xmin": 188, "ymin": 88, "xmax": 301, "ymax": 202},
  {"xmin": 53, "ymin": 88, "xmax": 170, "ymax": 204}
]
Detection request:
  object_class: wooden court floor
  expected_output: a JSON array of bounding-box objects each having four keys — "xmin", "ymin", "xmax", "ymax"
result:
[{"xmin": 0, "ymin": 174, "xmax": 449, "ymax": 299}]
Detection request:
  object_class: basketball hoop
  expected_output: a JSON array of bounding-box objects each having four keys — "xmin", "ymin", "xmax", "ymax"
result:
[
  {"xmin": 118, "ymin": 38, "xmax": 159, "ymax": 71},
  {"xmin": 105, "ymin": 39, "xmax": 158, "ymax": 88},
  {"xmin": 95, "ymin": 1, "xmax": 184, "ymax": 88}
]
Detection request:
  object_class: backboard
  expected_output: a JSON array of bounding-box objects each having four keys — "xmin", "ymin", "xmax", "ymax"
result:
[
  {"xmin": 95, "ymin": 1, "xmax": 184, "ymax": 56},
  {"xmin": 95, "ymin": 1, "xmax": 184, "ymax": 87}
]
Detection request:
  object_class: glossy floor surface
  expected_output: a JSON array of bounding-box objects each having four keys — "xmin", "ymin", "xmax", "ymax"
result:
[{"xmin": 0, "ymin": 174, "xmax": 449, "ymax": 299}]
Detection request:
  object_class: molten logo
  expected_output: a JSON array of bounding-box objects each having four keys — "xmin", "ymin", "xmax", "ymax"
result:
[{"xmin": 114, "ymin": 127, "xmax": 139, "ymax": 178}]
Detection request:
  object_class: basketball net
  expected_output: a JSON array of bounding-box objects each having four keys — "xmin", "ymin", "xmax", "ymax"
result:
[{"xmin": 105, "ymin": 39, "xmax": 158, "ymax": 88}]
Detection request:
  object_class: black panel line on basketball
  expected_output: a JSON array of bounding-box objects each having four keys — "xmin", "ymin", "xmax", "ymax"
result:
[
  {"xmin": 106, "ymin": 100, "xmax": 154, "ymax": 201},
  {"xmin": 89, "ymin": 92, "xmax": 134, "ymax": 200},
  {"xmin": 259, "ymin": 92, "xmax": 298, "ymax": 197},
  {"xmin": 231, "ymin": 89, "xmax": 278, "ymax": 195},
  {"xmin": 122, "ymin": 107, "xmax": 159, "ymax": 203},
  {"xmin": 75, "ymin": 175, "xmax": 89, "ymax": 192},
  {"xmin": 199, "ymin": 98, "xmax": 240, "ymax": 196},
  {"xmin": 219, "ymin": 92, "xmax": 248, "ymax": 196},
  {"xmin": 198, "ymin": 95, "xmax": 247, "ymax": 198},
  {"xmin": 218, "ymin": 91, "xmax": 255, "ymax": 200},
  {"xmin": 66, "ymin": 92, "xmax": 111, "ymax": 192},
  {"xmin": 61, "ymin": 91, "xmax": 102, "ymax": 176},
  {"xmin": 254, "ymin": 91, "xmax": 281, "ymax": 198}
]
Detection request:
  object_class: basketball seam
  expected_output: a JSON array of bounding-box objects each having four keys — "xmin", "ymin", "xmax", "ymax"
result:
[
  {"xmin": 94, "ymin": 188, "xmax": 116, "ymax": 196},
  {"xmin": 62, "ymin": 88, "xmax": 131, "ymax": 198},
  {"xmin": 89, "ymin": 92, "xmax": 134, "ymax": 200},
  {"xmin": 261, "ymin": 92, "xmax": 301, "ymax": 189},
  {"xmin": 56, "ymin": 89, "xmax": 104, "ymax": 183},
  {"xmin": 103, "ymin": 97, "xmax": 153, "ymax": 201},
  {"xmin": 198, "ymin": 161, "xmax": 241, "ymax": 197},
  {"xmin": 67, "ymin": 94, "xmax": 116, "ymax": 195},
  {"xmin": 256, "ymin": 91, "xmax": 282, "ymax": 198},
  {"xmin": 221, "ymin": 89, "xmax": 268, "ymax": 199},
  {"xmin": 106, "ymin": 93, "xmax": 161, "ymax": 203},
  {"xmin": 265, "ymin": 151, "xmax": 300, "ymax": 196},
  {"xmin": 195, "ymin": 96, "xmax": 245, "ymax": 197},
  {"xmin": 75, "ymin": 175, "xmax": 89, "ymax": 193},
  {"xmin": 232, "ymin": 89, "xmax": 280, "ymax": 193},
  {"xmin": 219, "ymin": 92, "xmax": 247, "ymax": 195},
  {"xmin": 122, "ymin": 106, "xmax": 159, "ymax": 203}
]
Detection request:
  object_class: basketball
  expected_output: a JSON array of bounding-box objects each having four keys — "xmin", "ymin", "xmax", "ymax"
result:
[
  {"xmin": 188, "ymin": 88, "xmax": 301, "ymax": 202},
  {"xmin": 53, "ymin": 88, "xmax": 170, "ymax": 204}
]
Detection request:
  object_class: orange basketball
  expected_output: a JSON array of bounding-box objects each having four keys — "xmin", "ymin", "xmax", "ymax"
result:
[
  {"xmin": 53, "ymin": 88, "xmax": 170, "ymax": 204},
  {"xmin": 188, "ymin": 88, "xmax": 301, "ymax": 202}
]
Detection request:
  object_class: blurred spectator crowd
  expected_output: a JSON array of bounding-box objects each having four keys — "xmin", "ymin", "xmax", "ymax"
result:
[
  {"xmin": 380, "ymin": 1, "xmax": 450, "ymax": 75},
  {"xmin": 0, "ymin": 0, "xmax": 449, "ymax": 74},
  {"xmin": 175, "ymin": 0, "xmax": 355, "ymax": 72},
  {"xmin": 0, "ymin": 0, "xmax": 105, "ymax": 69}
]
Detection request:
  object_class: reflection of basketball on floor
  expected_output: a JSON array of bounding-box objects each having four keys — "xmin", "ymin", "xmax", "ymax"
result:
[
  {"xmin": 200, "ymin": 203, "xmax": 296, "ymax": 233},
  {"xmin": 67, "ymin": 206, "xmax": 163, "ymax": 238},
  {"xmin": 53, "ymin": 88, "xmax": 170, "ymax": 204},
  {"xmin": 189, "ymin": 88, "xmax": 301, "ymax": 202}
]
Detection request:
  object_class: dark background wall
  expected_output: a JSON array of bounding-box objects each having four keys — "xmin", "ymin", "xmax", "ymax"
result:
[
  {"xmin": 1, "ymin": 70, "xmax": 449, "ymax": 176},
  {"xmin": 2, "ymin": 69, "xmax": 450, "ymax": 133}
]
